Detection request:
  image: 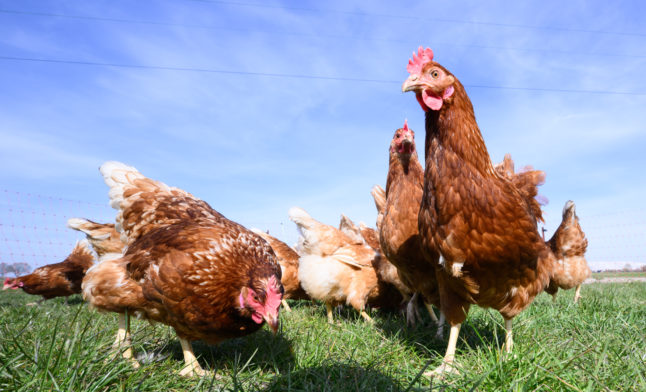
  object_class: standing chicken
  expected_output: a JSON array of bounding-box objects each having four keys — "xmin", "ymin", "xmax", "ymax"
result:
[
  {"xmin": 545, "ymin": 201, "xmax": 590, "ymax": 303},
  {"xmin": 3, "ymin": 241, "xmax": 94, "ymax": 304},
  {"xmin": 378, "ymin": 121, "xmax": 443, "ymax": 330},
  {"xmin": 402, "ymin": 47, "xmax": 555, "ymax": 375},
  {"xmin": 85, "ymin": 161, "xmax": 283, "ymax": 377},
  {"xmin": 251, "ymin": 229, "xmax": 310, "ymax": 311},
  {"xmin": 289, "ymin": 207, "xmax": 402, "ymax": 323}
]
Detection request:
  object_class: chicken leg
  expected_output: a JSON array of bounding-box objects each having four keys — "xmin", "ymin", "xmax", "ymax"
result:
[
  {"xmin": 360, "ymin": 309, "xmax": 373, "ymax": 323},
  {"xmin": 114, "ymin": 313, "xmax": 139, "ymax": 368},
  {"xmin": 436, "ymin": 312, "xmax": 446, "ymax": 339},
  {"xmin": 178, "ymin": 337, "xmax": 207, "ymax": 377},
  {"xmin": 425, "ymin": 323, "xmax": 461, "ymax": 377},
  {"xmin": 502, "ymin": 317, "xmax": 513, "ymax": 354},
  {"xmin": 281, "ymin": 299, "xmax": 292, "ymax": 312},
  {"xmin": 573, "ymin": 285, "xmax": 582, "ymax": 303},
  {"xmin": 326, "ymin": 303, "xmax": 334, "ymax": 324},
  {"xmin": 425, "ymin": 303, "xmax": 439, "ymax": 323}
]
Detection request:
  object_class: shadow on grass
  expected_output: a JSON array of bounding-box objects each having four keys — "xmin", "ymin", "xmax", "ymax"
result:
[
  {"xmin": 373, "ymin": 307, "xmax": 508, "ymax": 359},
  {"xmin": 138, "ymin": 328, "xmax": 296, "ymax": 375},
  {"xmin": 263, "ymin": 361, "xmax": 403, "ymax": 392}
]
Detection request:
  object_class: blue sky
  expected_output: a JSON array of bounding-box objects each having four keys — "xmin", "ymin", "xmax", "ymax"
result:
[{"xmin": 1, "ymin": 0, "xmax": 645, "ymax": 269}]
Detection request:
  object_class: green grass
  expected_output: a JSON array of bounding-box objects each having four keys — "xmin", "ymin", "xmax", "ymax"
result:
[
  {"xmin": 1, "ymin": 283, "xmax": 645, "ymax": 391},
  {"xmin": 591, "ymin": 271, "xmax": 646, "ymax": 279}
]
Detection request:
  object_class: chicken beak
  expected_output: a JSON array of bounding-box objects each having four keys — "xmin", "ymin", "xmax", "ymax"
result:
[
  {"xmin": 264, "ymin": 313, "xmax": 279, "ymax": 334},
  {"xmin": 402, "ymin": 74, "xmax": 455, "ymax": 94},
  {"xmin": 402, "ymin": 74, "xmax": 422, "ymax": 93}
]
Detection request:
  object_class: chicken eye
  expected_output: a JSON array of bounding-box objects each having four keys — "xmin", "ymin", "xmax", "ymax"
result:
[{"xmin": 430, "ymin": 70, "xmax": 440, "ymax": 79}]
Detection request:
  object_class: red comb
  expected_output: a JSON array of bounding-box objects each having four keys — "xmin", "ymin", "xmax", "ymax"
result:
[
  {"xmin": 407, "ymin": 46, "xmax": 434, "ymax": 75},
  {"xmin": 265, "ymin": 275, "xmax": 282, "ymax": 312},
  {"xmin": 403, "ymin": 119, "xmax": 409, "ymax": 131}
]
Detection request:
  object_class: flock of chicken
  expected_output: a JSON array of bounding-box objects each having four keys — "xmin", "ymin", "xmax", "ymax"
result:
[{"xmin": 2, "ymin": 47, "xmax": 591, "ymax": 378}]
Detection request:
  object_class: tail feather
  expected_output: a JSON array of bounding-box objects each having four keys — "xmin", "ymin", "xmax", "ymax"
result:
[
  {"xmin": 67, "ymin": 218, "xmax": 112, "ymax": 240},
  {"xmin": 98, "ymin": 161, "xmax": 218, "ymax": 244},
  {"xmin": 371, "ymin": 185, "xmax": 386, "ymax": 230},
  {"xmin": 371, "ymin": 185, "xmax": 386, "ymax": 213},
  {"xmin": 338, "ymin": 214, "xmax": 364, "ymax": 245},
  {"xmin": 289, "ymin": 207, "xmax": 350, "ymax": 257},
  {"xmin": 495, "ymin": 155, "xmax": 547, "ymax": 223},
  {"xmin": 288, "ymin": 207, "xmax": 317, "ymax": 230},
  {"xmin": 99, "ymin": 161, "xmax": 147, "ymax": 210}
]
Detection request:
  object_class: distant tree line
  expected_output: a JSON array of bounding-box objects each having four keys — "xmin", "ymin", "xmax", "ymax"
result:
[{"xmin": 0, "ymin": 262, "xmax": 31, "ymax": 278}]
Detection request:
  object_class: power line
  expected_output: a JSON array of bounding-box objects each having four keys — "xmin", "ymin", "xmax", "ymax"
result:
[
  {"xmin": 184, "ymin": 0, "xmax": 646, "ymax": 38},
  {"xmin": 2, "ymin": 54, "xmax": 645, "ymax": 96},
  {"xmin": 2, "ymin": 9, "xmax": 645, "ymax": 59}
]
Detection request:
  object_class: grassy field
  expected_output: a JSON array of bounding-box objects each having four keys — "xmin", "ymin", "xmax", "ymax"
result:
[
  {"xmin": 591, "ymin": 271, "xmax": 646, "ymax": 279},
  {"xmin": 1, "ymin": 282, "xmax": 645, "ymax": 391}
]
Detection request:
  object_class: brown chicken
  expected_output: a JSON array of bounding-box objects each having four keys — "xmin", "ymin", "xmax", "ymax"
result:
[
  {"xmin": 84, "ymin": 161, "xmax": 283, "ymax": 377},
  {"xmin": 545, "ymin": 201, "xmax": 590, "ymax": 303},
  {"xmin": 402, "ymin": 47, "xmax": 555, "ymax": 375},
  {"xmin": 3, "ymin": 241, "xmax": 94, "ymax": 304},
  {"xmin": 378, "ymin": 121, "xmax": 444, "ymax": 330},
  {"xmin": 289, "ymin": 207, "xmax": 402, "ymax": 323},
  {"xmin": 251, "ymin": 229, "xmax": 310, "ymax": 311}
]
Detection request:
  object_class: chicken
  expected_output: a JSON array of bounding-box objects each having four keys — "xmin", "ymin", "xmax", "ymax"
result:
[
  {"xmin": 289, "ymin": 207, "xmax": 402, "ymax": 323},
  {"xmin": 3, "ymin": 241, "xmax": 94, "ymax": 305},
  {"xmin": 250, "ymin": 229, "xmax": 309, "ymax": 311},
  {"xmin": 545, "ymin": 201, "xmax": 590, "ymax": 303},
  {"xmin": 378, "ymin": 121, "xmax": 443, "ymax": 329},
  {"xmin": 402, "ymin": 47, "xmax": 555, "ymax": 375},
  {"xmin": 84, "ymin": 161, "xmax": 283, "ymax": 377}
]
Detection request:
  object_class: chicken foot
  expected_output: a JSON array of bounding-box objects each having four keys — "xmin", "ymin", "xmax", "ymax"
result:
[
  {"xmin": 178, "ymin": 337, "xmax": 210, "ymax": 377},
  {"xmin": 26, "ymin": 298, "xmax": 46, "ymax": 307},
  {"xmin": 425, "ymin": 323, "xmax": 461, "ymax": 377},
  {"xmin": 360, "ymin": 309, "xmax": 373, "ymax": 323}
]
